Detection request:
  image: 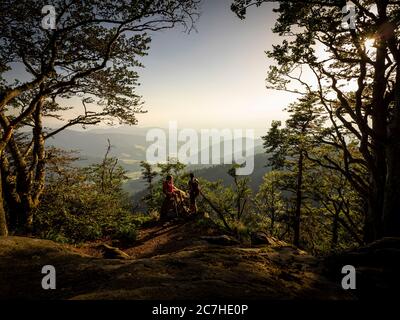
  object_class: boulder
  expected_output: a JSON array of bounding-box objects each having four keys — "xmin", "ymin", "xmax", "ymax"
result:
[
  {"xmin": 97, "ymin": 244, "xmax": 131, "ymax": 260},
  {"xmin": 250, "ymin": 231, "xmax": 270, "ymax": 245},
  {"xmin": 323, "ymin": 237, "xmax": 400, "ymax": 299}
]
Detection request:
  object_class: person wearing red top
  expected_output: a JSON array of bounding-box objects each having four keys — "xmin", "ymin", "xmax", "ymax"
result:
[
  {"xmin": 160, "ymin": 175, "xmax": 177, "ymax": 219},
  {"xmin": 160, "ymin": 175, "xmax": 187, "ymax": 219},
  {"xmin": 163, "ymin": 175, "xmax": 175, "ymax": 196}
]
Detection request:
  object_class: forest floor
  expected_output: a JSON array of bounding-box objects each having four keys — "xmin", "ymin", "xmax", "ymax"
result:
[{"xmin": 1, "ymin": 214, "xmax": 396, "ymax": 300}]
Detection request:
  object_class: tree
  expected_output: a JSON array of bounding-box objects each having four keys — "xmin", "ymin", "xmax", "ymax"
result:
[
  {"xmin": 0, "ymin": 0, "xmax": 200, "ymax": 233},
  {"xmin": 228, "ymin": 164, "xmax": 252, "ymax": 222},
  {"xmin": 255, "ymin": 171, "xmax": 286, "ymax": 237},
  {"xmin": 140, "ymin": 161, "xmax": 158, "ymax": 211},
  {"xmin": 232, "ymin": 0, "xmax": 400, "ymax": 241},
  {"xmin": 34, "ymin": 149, "xmax": 135, "ymax": 243},
  {"xmin": 308, "ymin": 153, "xmax": 365, "ymax": 250},
  {"xmin": 85, "ymin": 140, "xmax": 128, "ymax": 195},
  {"xmin": 262, "ymin": 94, "xmax": 323, "ymax": 247},
  {"xmin": 157, "ymin": 158, "xmax": 187, "ymax": 184},
  {"xmin": 0, "ymin": 171, "xmax": 7, "ymax": 236},
  {"xmin": 198, "ymin": 164, "xmax": 253, "ymax": 237}
]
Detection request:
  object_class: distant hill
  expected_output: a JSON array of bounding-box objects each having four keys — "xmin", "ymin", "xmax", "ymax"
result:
[
  {"xmin": 46, "ymin": 128, "xmax": 265, "ymax": 194},
  {"xmin": 192, "ymin": 152, "xmax": 271, "ymax": 191},
  {"xmin": 46, "ymin": 129, "xmax": 148, "ymax": 169},
  {"xmin": 46, "ymin": 128, "xmax": 263, "ymax": 160},
  {"xmin": 130, "ymin": 153, "xmax": 271, "ymax": 207}
]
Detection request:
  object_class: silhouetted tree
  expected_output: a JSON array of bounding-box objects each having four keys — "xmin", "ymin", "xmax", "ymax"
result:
[
  {"xmin": 232, "ymin": 0, "xmax": 400, "ymax": 241},
  {"xmin": 0, "ymin": 0, "xmax": 200, "ymax": 233},
  {"xmin": 140, "ymin": 161, "xmax": 158, "ymax": 211},
  {"xmin": 262, "ymin": 94, "xmax": 323, "ymax": 247}
]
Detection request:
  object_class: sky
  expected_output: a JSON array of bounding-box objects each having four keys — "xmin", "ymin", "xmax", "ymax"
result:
[
  {"xmin": 5, "ymin": 0, "xmax": 299, "ymax": 138},
  {"xmin": 131, "ymin": 0, "xmax": 298, "ymax": 137}
]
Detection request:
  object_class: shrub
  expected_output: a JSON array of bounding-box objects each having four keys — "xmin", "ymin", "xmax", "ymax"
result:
[{"xmin": 34, "ymin": 157, "xmax": 138, "ymax": 244}]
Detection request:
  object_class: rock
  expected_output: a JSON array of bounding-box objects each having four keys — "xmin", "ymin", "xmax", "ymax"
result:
[
  {"xmin": 200, "ymin": 235, "xmax": 240, "ymax": 246},
  {"xmin": 363, "ymin": 237, "xmax": 400, "ymax": 250},
  {"xmin": 0, "ymin": 236, "xmax": 351, "ymax": 300},
  {"xmin": 250, "ymin": 232, "xmax": 290, "ymax": 247},
  {"xmin": 250, "ymin": 231, "xmax": 270, "ymax": 245},
  {"xmin": 323, "ymin": 237, "xmax": 400, "ymax": 299},
  {"xmin": 97, "ymin": 244, "xmax": 131, "ymax": 260}
]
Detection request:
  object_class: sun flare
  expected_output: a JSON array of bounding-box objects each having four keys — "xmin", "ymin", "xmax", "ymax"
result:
[{"xmin": 364, "ymin": 38, "xmax": 376, "ymax": 53}]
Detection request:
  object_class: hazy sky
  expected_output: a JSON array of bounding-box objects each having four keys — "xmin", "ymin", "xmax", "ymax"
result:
[
  {"xmin": 5, "ymin": 0, "xmax": 299, "ymax": 138},
  {"xmin": 132, "ymin": 0, "xmax": 297, "ymax": 137}
]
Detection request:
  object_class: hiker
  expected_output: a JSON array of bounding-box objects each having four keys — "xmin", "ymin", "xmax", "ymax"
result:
[
  {"xmin": 163, "ymin": 175, "xmax": 186, "ymax": 202},
  {"xmin": 160, "ymin": 175, "xmax": 186, "ymax": 219},
  {"xmin": 162, "ymin": 175, "xmax": 176, "ymax": 199},
  {"xmin": 188, "ymin": 173, "xmax": 200, "ymax": 214},
  {"xmin": 160, "ymin": 175, "xmax": 175, "ymax": 219}
]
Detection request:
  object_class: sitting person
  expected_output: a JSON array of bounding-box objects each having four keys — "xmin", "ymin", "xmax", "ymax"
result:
[
  {"xmin": 162, "ymin": 175, "xmax": 175, "ymax": 199},
  {"xmin": 160, "ymin": 175, "xmax": 187, "ymax": 218},
  {"xmin": 163, "ymin": 175, "xmax": 186, "ymax": 202}
]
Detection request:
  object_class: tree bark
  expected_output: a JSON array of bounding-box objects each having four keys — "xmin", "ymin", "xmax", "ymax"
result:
[
  {"xmin": 331, "ymin": 207, "xmax": 339, "ymax": 251},
  {"xmin": 364, "ymin": 176, "xmax": 385, "ymax": 242},
  {"xmin": 200, "ymin": 190, "xmax": 233, "ymax": 233},
  {"xmin": 383, "ymin": 64, "xmax": 400, "ymax": 236},
  {"xmin": 383, "ymin": 140, "xmax": 400, "ymax": 236},
  {"xmin": 293, "ymin": 150, "xmax": 304, "ymax": 247},
  {"xmin": 0, "ymin": 166, "xmax": 8, "ymax": 236},
  {"xmin": 3, "ymin": 99, "xmax": 46, "ymax": 234},
  {"xmin": 270, "ymin": 209, "xmax": 275, "ymax": 235},
  {"xmin": 364, "ymin": 11, "xmax": 388, "ymax": 242}
]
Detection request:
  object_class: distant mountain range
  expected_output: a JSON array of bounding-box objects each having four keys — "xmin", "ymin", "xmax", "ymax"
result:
[
  {"xmin": 130, "ymin": 152, "xmax": 272, "ymax": 208},
  {"xmin": 45, "ymin": 127, "xmax": 266, "ymax": 195}
]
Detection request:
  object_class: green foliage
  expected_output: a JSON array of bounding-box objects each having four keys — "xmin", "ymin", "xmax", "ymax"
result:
[
  {"xmin": 113, "ymin": 221, "xmax": 138, "ymax": 245},
  {"xmin": 198, "ymin": 165, "xmax": 255, "ymax": 240},
  {"xmin": 139, "ymin": 161, "xmax": 158, "ymax": 211},
  {"xmin": 254, "ymin": 171, "xmax": 288, "ymax": 237},
  {"xmin": 262, "ymin": 120, "xmax": 287, "ymax": 169},
  {"xmin": 232, "ymin": 0, "xmax": 400, "ymax": 241},
  {"xmin": 258, "ymin": 94, "xmax": 365, "ymax": 253},
  {"xmin": 34, "ymin": 155, "xmax": 138, "ymax": 244},
  {"xmin": 157, "ymin": 158, "xmax": 187, "ymax": 182}
]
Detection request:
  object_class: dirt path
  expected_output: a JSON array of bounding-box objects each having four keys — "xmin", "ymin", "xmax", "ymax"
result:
[{"xmin": 124, "ymin": 218, "xmax": 219, "ymax": 259}]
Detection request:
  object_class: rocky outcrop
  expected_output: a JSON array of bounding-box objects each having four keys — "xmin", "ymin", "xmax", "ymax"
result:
[
  {"xmin": 96, "ymin": 244, "xmax": 131, "ymax": 260},
  {"xmin": 0, "ymin": 234, "xmax": 351, "ymax": 300},
  {"xmin": 323, "ymin": 237, "xmax": 400, "ymax": 299}
]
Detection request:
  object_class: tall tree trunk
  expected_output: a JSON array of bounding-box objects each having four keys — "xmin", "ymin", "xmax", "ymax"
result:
[
  {"xmin": 383, "ymin": 140, "xmax": 400, "ymax": 236},
  {"xmin": 0, "ymin": 166, "xmax": 8, "ymax": 236},
  {"xmin": 7, "ymin": 100, "xmax": 46, "ymax": 234},
  {"xmin": 365, "ymin": 13, "xmax": 388, "ymax": 242},
  {"xmin": 364, "ymin": 176, "xmax": 385, "ymax": 242},
  {"xmin": 383, "ymin": 65, "xmax": 400, "ymax": 236},
  {"xmin": 331, "ymin": 207, "xmax": 339, "ymax": 251},
  {"xmin": 270, "ymin": 209, "xmax": 275, "ymax": 235},
  {"xmin": 293, "ymin": 150, "xmax": 304, "ymax": 247},
  {"xmin": 20, "ymin": 197, "xmax": 35, "ymax": 235}
]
